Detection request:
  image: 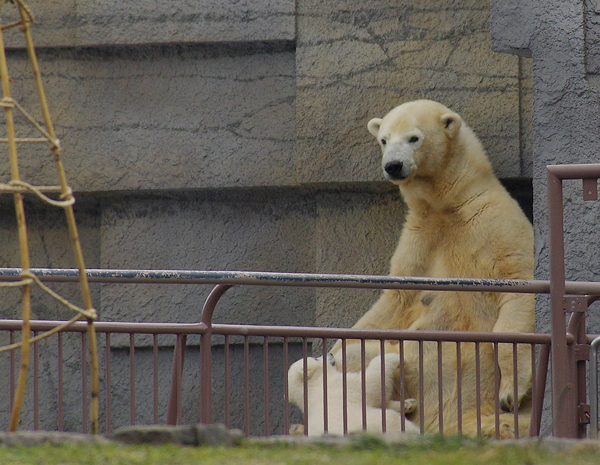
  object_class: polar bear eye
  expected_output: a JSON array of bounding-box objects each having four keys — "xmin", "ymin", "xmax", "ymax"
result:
[{"xmin": 408, "ymin": 136, "xmax": 420, "ymax": 143}]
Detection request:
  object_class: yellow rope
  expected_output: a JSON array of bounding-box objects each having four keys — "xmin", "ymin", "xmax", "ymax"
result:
[
  {"xmin": 0, "ymin": 97, "xmax": 61, "ymax": 149},
  {"xmin": 0, "ymin": 270, "xmax": 97, "ymax": 354},
  {"xmin": 20, "ymin": 271, "xmax": 97, "ymax": 320},
  {"xmin": 0, "ymin": 314, "xmax": 83, "ymax": 354},
  {"xmin": 0, "ymin": 273, "xmax": 97, "ymax": 319},
  {"xmin": 0, "ymin": 277, "xmax": 33, "ymax": 287},
  {"xmin": 0, "ymin": 180, "xmax": 75, "ymax": 206}
]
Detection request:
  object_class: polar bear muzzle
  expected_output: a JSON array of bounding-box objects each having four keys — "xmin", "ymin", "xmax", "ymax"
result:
[
  {"xmin": 381, "ymin": 142, "xmax": 416, "ymax": 181},
  {"xmin": 384, "ymin": 161, "xmax": 407, "ymax": 180}
]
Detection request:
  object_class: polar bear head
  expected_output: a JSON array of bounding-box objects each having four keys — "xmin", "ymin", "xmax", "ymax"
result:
[
  {"xmin": 287, "ymin": 355, "xmax": 335, "ymax": 407},
  {"xmin": 367, "ymin": 100, "xmax": 463, "ymax": 184}
]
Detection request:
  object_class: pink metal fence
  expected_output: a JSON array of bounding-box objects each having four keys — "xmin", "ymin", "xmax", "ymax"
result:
[
  {"xmin": 0, "ymin": 163, "xmax": 598, "ymax": 438},
  {"xmin": 0, "ymin": 316, "xmax": 550, "ymax": 438}
]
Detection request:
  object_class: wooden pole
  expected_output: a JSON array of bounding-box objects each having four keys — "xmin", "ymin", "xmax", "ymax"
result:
[
  {"xmin": 17, "ymin": 4, "xmax": 99, "ymax": 434},
  {"xmin": 0, "ymin": 13, "xmax": 33, "ymax": 433}
]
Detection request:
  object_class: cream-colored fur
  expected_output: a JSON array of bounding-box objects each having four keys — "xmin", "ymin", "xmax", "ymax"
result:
[
  {"xmin": 287, "ymin": 353, "xmax": 419, "ymax": 436},
  {"xmin": 331, "ymin": 100, "xmax": 534, "ymax": 438}
]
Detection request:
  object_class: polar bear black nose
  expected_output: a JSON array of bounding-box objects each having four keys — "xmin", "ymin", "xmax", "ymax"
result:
[{"xmin": 384, "ymin": 161, "xmax": 404, "ymax": 178}]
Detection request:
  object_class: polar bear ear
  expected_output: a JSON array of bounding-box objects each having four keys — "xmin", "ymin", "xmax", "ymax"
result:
[
  {"xmin": 367, "ymin": 118, "xmax": 383, "ymax": 137},
  {"xmin": 441, "ymin": 112, "xmax": 462, "ymax": 138}
]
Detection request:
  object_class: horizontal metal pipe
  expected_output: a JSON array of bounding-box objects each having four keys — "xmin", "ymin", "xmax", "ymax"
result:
[
  {"xmin": 0, "ymin": 319, "xmax": 206, "ymax": 335},
  {"xmin": 0, "ymin": 319, "xmax": 560, "ymax": 344},
  {"xmin": 1, "ymin": 267, "xmax": 600, "ymax": 295},
  {"xmin": 209, "ymin": 324, "xmax": 555, "ymax": 344},
  {"xmin": 547, "ymin": 163, "xmax": 600, "ymax": 179}
]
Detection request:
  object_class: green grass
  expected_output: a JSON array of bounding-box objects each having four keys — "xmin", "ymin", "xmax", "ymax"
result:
[{"xmin": 0, "ymin": 436, "xmax": 599, "ymax": 465}]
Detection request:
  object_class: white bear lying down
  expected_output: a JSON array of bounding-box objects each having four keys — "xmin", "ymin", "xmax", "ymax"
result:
[{"xmin": 287, "ymin": 353, "xmax": 419, "ymax": 436}]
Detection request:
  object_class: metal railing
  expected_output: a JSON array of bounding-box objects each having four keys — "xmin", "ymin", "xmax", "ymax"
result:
[
  {"xmin": 0, "ymin": 268, "xmax": 585, "ymax": 437},
  {"xmin": 0, "ymin": 163, "xmax": 599, "ymax": 438},
  {"xmin": 590, "ymin": 336, "xmax": 600, "ymax": 439}
]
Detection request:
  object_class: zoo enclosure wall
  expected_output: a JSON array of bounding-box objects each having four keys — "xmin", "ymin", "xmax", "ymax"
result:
[{"xmin": 0, "ymin": 164, "xmax": 599, "ymax": 438}]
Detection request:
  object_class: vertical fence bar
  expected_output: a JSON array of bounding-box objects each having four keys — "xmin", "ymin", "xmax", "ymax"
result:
[
  {"xmin": 302, "ymin": 338, "xmax": 308, "ymax": 435},
  {"xmin": 33, "ymin": 332, "xmax": 38, "ymax": 430},
  {"xmin": 224, "ymin": 335, "xmax": 231, "ymax": 430},
  {"xmin": 531, "ymin": 344, "xmax": 550, "ymax": 437},
  {"xmin": 105, "ymin": 333, "xmax": 112, "ymax": 434},
  {"xmin": 512, "ymin": 343, "xmax": 519, "ymax": 438},
  {"xmin": 494, "ymin": 342, "xmax": 500, "ymax": 439},
  {"xmin": 57, "ymin": 332, "xmax": 63, "ymax": 431},
  {"xmin": 572, "ymin": 310, "xmax": 589, "ymax": 438},
  {"xmin": 380, "ymin": 339, "xmax": 387, "ymax": 433},
  {"xmin": 283, "ymin": 337, "xmax": 289, "ymax": 435},
  {"xmin": 166, "ymin": 334, "xmax": 186, "ymax": 425},
  {"xmin": 200, "ymin": 329, "xmax": 214, "ymax": 426},
  {"xmin": 398, "ymin": 339, "xmax": 406, "ymax": 432},
  {"xmin": 244, "ymin": 335, "xmax": 250, "ymax": 436},
  {"xmin": 341, "ymin": 339, "xmax": 348, "ymax": 435},
  {"xmin": 360, "ymin": 339, "xmax": 367, "ymax": 431},
  {"xmin": 475, "ymin": 342, "xmax": 482, "ymax": 437},
  {"xmin": 590, "ymin": 336, "xmax": 600, "ymax": 439},
  {"xmin": 9, "ymin": 330, "xmax": 14, "ymax": 412},
  {"xmin": 418, "ymin": 340, "xmax": 424, "ymax": 434},
  {"xmin": 263, "ymin": 337, "xmax": 270, "ymax": 437},
  {"xmin": 199, "ymin": 285, "xmax": 231, "ymax": 427},
  {"xmin": 129, "ymin": 333, "xmax": 135, "ymax": 425},
  {"xmin": 321, "ymin": 338, "xmax": 328, "ymax": 434},
  {"xmin": 153, "ymin": 334, "xmax": 159, "ymax": 425},
  {"xmin": 493, "ymin": 342, "xmax": 500, "ymax": 439},
  {"xmin": 177, "ymin": 336, "xmax": 184, "ymax": 425},
  {"xmin": 456, "ymin": 342, "xmax": 462, "ymax": 435},
  {"xmin": 529, "ymin": 343, "xmax": 537, "ymax": 437},
  {"xmin": 437, "ymin": 341, "xmax": 443, "ymax": 434},
  {"xmin": 81, "ymin": 333, "xmax": 87, "ymax": 433}
]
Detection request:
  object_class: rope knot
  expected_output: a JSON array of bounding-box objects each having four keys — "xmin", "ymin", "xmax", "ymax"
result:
[
  {"xmin": 0, "ymin": 97, "xmax": 15, "ymax": 108},
  {"xmin": 59, "ymin": 186, "xmax": 74, "ymax": 203}
]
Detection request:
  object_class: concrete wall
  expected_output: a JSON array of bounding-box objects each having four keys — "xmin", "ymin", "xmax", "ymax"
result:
[
  {"xmin": 0, "ymin": 0, "xmax": 535, "ymax": 432},
  {"xmin": 491, "ymin": 0, "xmax": 600, "ymax": 435}
]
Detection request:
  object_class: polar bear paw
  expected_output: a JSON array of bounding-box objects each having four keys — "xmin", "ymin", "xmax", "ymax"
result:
[
  {"xmin": 289, "ymin": 424, "xmax": 305, "ymax": 435},
  {"xmin": 499, "ymin": 379, "xmax": 531, "ymax": 412},
  {"xmin": 387, "ymin": 398, "xmax": 418, "ymax": 415}
]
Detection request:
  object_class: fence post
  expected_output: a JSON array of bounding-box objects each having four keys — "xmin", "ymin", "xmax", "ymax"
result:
[
  {"xmin": 547, "ymin": 168, "xmax": 577, "ymax": 437},
  {"xmin": 590, "ymin": 336, "xmax": 600, "ymax": 439},
  {"xmin": 166, "ymin": 334, "xmax": 187, "ymax": 425},
  {"xmin": 567, "ymin": 310, "xmax": 590, "ymax": 438},
  {"xmin": 199, "ymin": 284, "xmax": 233, "ymax": 424}
]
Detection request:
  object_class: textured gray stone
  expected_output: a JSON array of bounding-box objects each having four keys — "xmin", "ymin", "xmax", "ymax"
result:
[
  {"xmin": 492, "ymin": 0, "xmax": 600, "ymax": 340},
  {"xmin": 109, "ymin": 423, "xmax": 243, "ymax": 446},
  {"xmin": 295, "ymin": 0, "xmax": 530, "ymax": 183},
  {"xmin": 313, "ymin": 187, "xmax": 407, "ymax": 329},
  {"xmin": 0, "ymin": 198, "xmax": 100, "ymax": 320},
  {"xmin": 2, "ymin": 0, "xmax": 295, "ymax": 48},
  {"xmin": 0, "ymin": 44, "xmax": 296, "ymax": 193},
  {"xmin": 0, "ymin": 430, "xmax": 111, "ymax": 446},
  {"xmin": 98, "ymin": 190, "xmax": 316, "ymax": 328}
]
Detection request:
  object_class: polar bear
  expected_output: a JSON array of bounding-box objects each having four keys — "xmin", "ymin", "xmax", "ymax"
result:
[
  {"xmin": 287, "ymin": 353, "xmax": 419, "ymax": 436},
  {"xmin": 331, "ymin": 100, "xmax": 534, "ymax": 438}
]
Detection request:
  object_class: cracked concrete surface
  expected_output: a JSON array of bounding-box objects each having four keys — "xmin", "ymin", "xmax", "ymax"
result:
[{"xmin": 0, "ymin": 0, "xmax": 537, "ymax": 435}]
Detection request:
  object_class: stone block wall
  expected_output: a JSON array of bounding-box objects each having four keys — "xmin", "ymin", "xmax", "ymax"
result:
[{"xmin": 0, "ymin": 0, "xmax": 534, "ymax": 432}]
